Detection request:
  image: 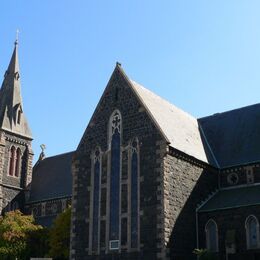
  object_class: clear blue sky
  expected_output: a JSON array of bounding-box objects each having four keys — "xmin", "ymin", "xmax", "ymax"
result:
[{"xmin": 1, "ymin": 1, "xmax": 260, "ymax": 160}]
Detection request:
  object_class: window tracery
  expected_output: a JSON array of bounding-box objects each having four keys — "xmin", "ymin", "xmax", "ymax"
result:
[{"xmin": 109, "ymin": 110, "xmax": 121, "ymax": 249}]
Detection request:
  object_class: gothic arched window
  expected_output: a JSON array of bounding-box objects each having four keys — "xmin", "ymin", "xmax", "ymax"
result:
[
  {"xmin": 91, "ymin": 148, "xmax": 101, "ymax": 252},
  {"xmin": 15, "ymin": 148, "xmax": 21, "ymax": 177},
  {"xmin": 130, "ymin": 138, "xmax": 139, "ymax": 249},
  {"xmin": 205, "ymin": 219, "xmax": 218, "ymax": 252},
  {"xmin": 9, "ymin": 146, "xmax": 16, "ymax": 176},
  {"xmin": 245, "ymin": 215, "xmax": 260, "ymax": 249},
  {"xmin": 109, "ymin": 110, "xmax": 121, "ymax": 248},
  {"xmin": 17, "ymin": 110, "xmax": 21, "ymax": 124}
]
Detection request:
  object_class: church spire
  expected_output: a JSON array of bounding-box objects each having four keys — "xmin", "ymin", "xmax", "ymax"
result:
[
  {"xmin": 0, "ymin": 40, "xmax": 32, "ymax": 138},
  {"xmin": 7, "ymin": 38, "xmax": 22, "ymax": 108}
]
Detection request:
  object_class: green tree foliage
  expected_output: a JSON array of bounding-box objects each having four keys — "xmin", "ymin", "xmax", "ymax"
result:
[
  {"xmin": 193, "ymin": 248, "xmax": 218, "ymax": 260},
  {"xmin": 26, "ymin": 227, "xmax": 49, "ymax": 258},
  {"xmin": 0, "ymin": 210, "xmax": 44, "ymax": 259},
  {"xmin": 48, "ymin": 207, "xmax": 71, "ymax": 260}
]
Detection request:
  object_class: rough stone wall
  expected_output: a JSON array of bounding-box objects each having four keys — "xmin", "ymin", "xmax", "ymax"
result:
[
  {"xmin": 71, "ymin": 67, "xmax": 166, "ymax": 260},
  {"xmin": 0, "ymin": 131, "xmax": 6, "ymax": 211},
  {"xmin": 199, "ymin": 205, "xmax": 260, "ymax": 260},
  {"xmin": 163, "ymin": 151, "xmax": 218, "ymax": 260},
  {"xmin": 0, "ymin": 130, "xmax": 33, "ymax": 213}
]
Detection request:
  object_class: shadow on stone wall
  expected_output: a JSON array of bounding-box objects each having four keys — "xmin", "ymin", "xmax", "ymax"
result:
[{"xmin": 167, "ymin": 166, "xmax": 218, "ymax": 260}]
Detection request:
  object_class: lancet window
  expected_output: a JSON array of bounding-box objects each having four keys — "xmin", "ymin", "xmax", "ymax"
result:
[
  {"xmin": 92, "ymin": 148, "xmax": 101, "ymax": 252},
  {"xmin": 9, "ymin": 146, "xmax": 16, "ymax": 176},
  {"xmin": 8, "ymin": 146, "xmax": 22, "ymax": 177},
  {"xmin": 109, "ymin": 110, "xmax": 121, "ymax": 249},
  {"xmin": 245, "ymin": 215, "xmax": 260, "ymax": 249},
  {"xmin": 130, "ymin": 138, "xmax": 139, "ymax": 249},
  {"xmin": 15, "ymin": 148, "xmax": 21, "ymax": 177},
  {"xmin": 205, "ymin": 219, "xmax": 218, "ymax": 252},
  {"xmin": 17, "ymin": 110, "xmax": 21, "ymax": 124}
]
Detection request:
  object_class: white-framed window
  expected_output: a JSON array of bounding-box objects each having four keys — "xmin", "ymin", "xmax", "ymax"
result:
[
  {"xmin": 245, "ymin": 215, "xmax": 260, "ymax": 249},
  {"xmin": 205, "ymin": 219, "xmax": 219, "ymax": 252},
  {"xmin": 109, "ymin": 240, "xmax": 119, "ymax": 250}
]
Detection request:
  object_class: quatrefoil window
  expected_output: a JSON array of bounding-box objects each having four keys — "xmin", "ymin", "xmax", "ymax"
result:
[{"xmin": 227, "ymin": 173, "xmax": 239, "ymax": 185}]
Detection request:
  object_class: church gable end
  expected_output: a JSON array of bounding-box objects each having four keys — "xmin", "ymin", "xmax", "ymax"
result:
[{"xmin": 71, "ymin": 64, "xmax": 168, "ymax": 259}]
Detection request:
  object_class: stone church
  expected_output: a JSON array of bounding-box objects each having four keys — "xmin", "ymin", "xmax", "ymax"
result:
[
  {"xmin": 0, "ymin": 42, "xmax": 72, "ymax": 226},
  {"xmin": 1, "ymin": 42, "xmax": 260, "ymax": 260}
]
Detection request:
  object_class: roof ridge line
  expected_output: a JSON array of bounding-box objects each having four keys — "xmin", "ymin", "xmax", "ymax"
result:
[
  {"xmin": 199, "ymin": 102, "xmax": 260, "ymax": 120},
  {"xmin": 117, "ymin": 67, "xmax": 170, "ymax": 144},
  {"xmin": 41, "ymin": 150, "xmax": 75, "ymax": 160}
]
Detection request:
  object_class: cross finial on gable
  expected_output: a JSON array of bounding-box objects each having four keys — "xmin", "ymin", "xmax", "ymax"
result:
[{"xmin": 15, "ymin": 29, "xmax": 19, "ymax": 45}]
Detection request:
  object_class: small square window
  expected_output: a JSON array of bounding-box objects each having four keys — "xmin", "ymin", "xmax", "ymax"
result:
[{"xmin": 109, "ymin": 240, "xmax": 119, "ymax": 250}]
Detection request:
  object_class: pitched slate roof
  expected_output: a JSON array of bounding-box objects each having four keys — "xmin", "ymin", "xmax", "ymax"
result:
[
  {"xmin": 28, "ymin": 152, "xmax": 74, "ymax": 203},
  {"xmin": 0, "ymin": 42, "xmax": 32, "ymax": 138},
  {"xmin": 35, "ymin": 215, "xmax": 56, "ymax": 227},
  {"xmin": 199, "ymin": 103, "xmax": 260, "ymax": 168},
  {"xmin": 199, "ymin": 185, "xmax": 260, "ymax": 212},
  {"xmin": 80, "ymin": 65, "xmax": 260, "ymax": 168},
  {"xmin": 128, "ymin": 75, "xmax": 260, "ymax": 168},
  {"xmin": 129, "ymin": 79, "xmax": 211, "ymax": 164}
]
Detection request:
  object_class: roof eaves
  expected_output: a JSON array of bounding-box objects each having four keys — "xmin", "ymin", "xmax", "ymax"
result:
[
  {"xmin": 199, "ymin": 202, "xmax": 260, "ymax": 213},
  {"xmin": 26, "ymin": 195, "xmax": 71, "ymax": 205},
  {"xmin": 196, "ymin": 189, "xmax": 219, "ymax": 212}
]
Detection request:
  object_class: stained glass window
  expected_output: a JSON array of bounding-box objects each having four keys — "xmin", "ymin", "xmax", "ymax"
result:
[
  {"xmin": 86, "ymin": 223, "xmax": 89, "ymax": 249},
  {"xmin": 109, "ymin": 111, "xmax": 121, "ymax": 244},
  {"xmin": 121, "ymin": 218, "xmax": 128, "ymax": 246},
  {"xmin": 246, "ymin": 215, "xmax": 259, "ymax": 249},
  {"xmin": 15, "ymin": 148, "xmax": 21, "ymax": 177},
  {"xmin": 205, "ymin": 219, "xmax": 218, "ymax": 252},
  {"xmin": 121, "ymin": 184, "xmax": 128, "ymax": 214},
  {"xmin": 131, "ymin": 139, "xmax": 139, "ymax": 248},
  {"xmin": 9, "ymin": 146, "xmax": 15, "ymax": 176},
  {"xmin": 100, "ymin": 220, "xmax": 106, "ymax": 248},
  {"xmin": 100, "ymin": 188, "xmax": 106, "ymax": 217},
  {"xmin": 92, "ymin": 149, "xmax": 101, "ymax": 252}
]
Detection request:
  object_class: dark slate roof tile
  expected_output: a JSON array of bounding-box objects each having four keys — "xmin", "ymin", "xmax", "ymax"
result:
[
  {"xmin": 199, "ymin": 103, "xmax": 260, "ymax": 168},
  {"xmin": 35, "ymin": 215, "xmax": 56, "ymax": 227},
  {"xmin": 130, "ymin": 79, "xmax": 209, "ymax": 163},
  {"xmin": 29, "ymin": 151, "xmax": 74, "ymax": 203},
  {"xmin": 199, "ymin": 185, "xmax": 260, "ymax": 212}
]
